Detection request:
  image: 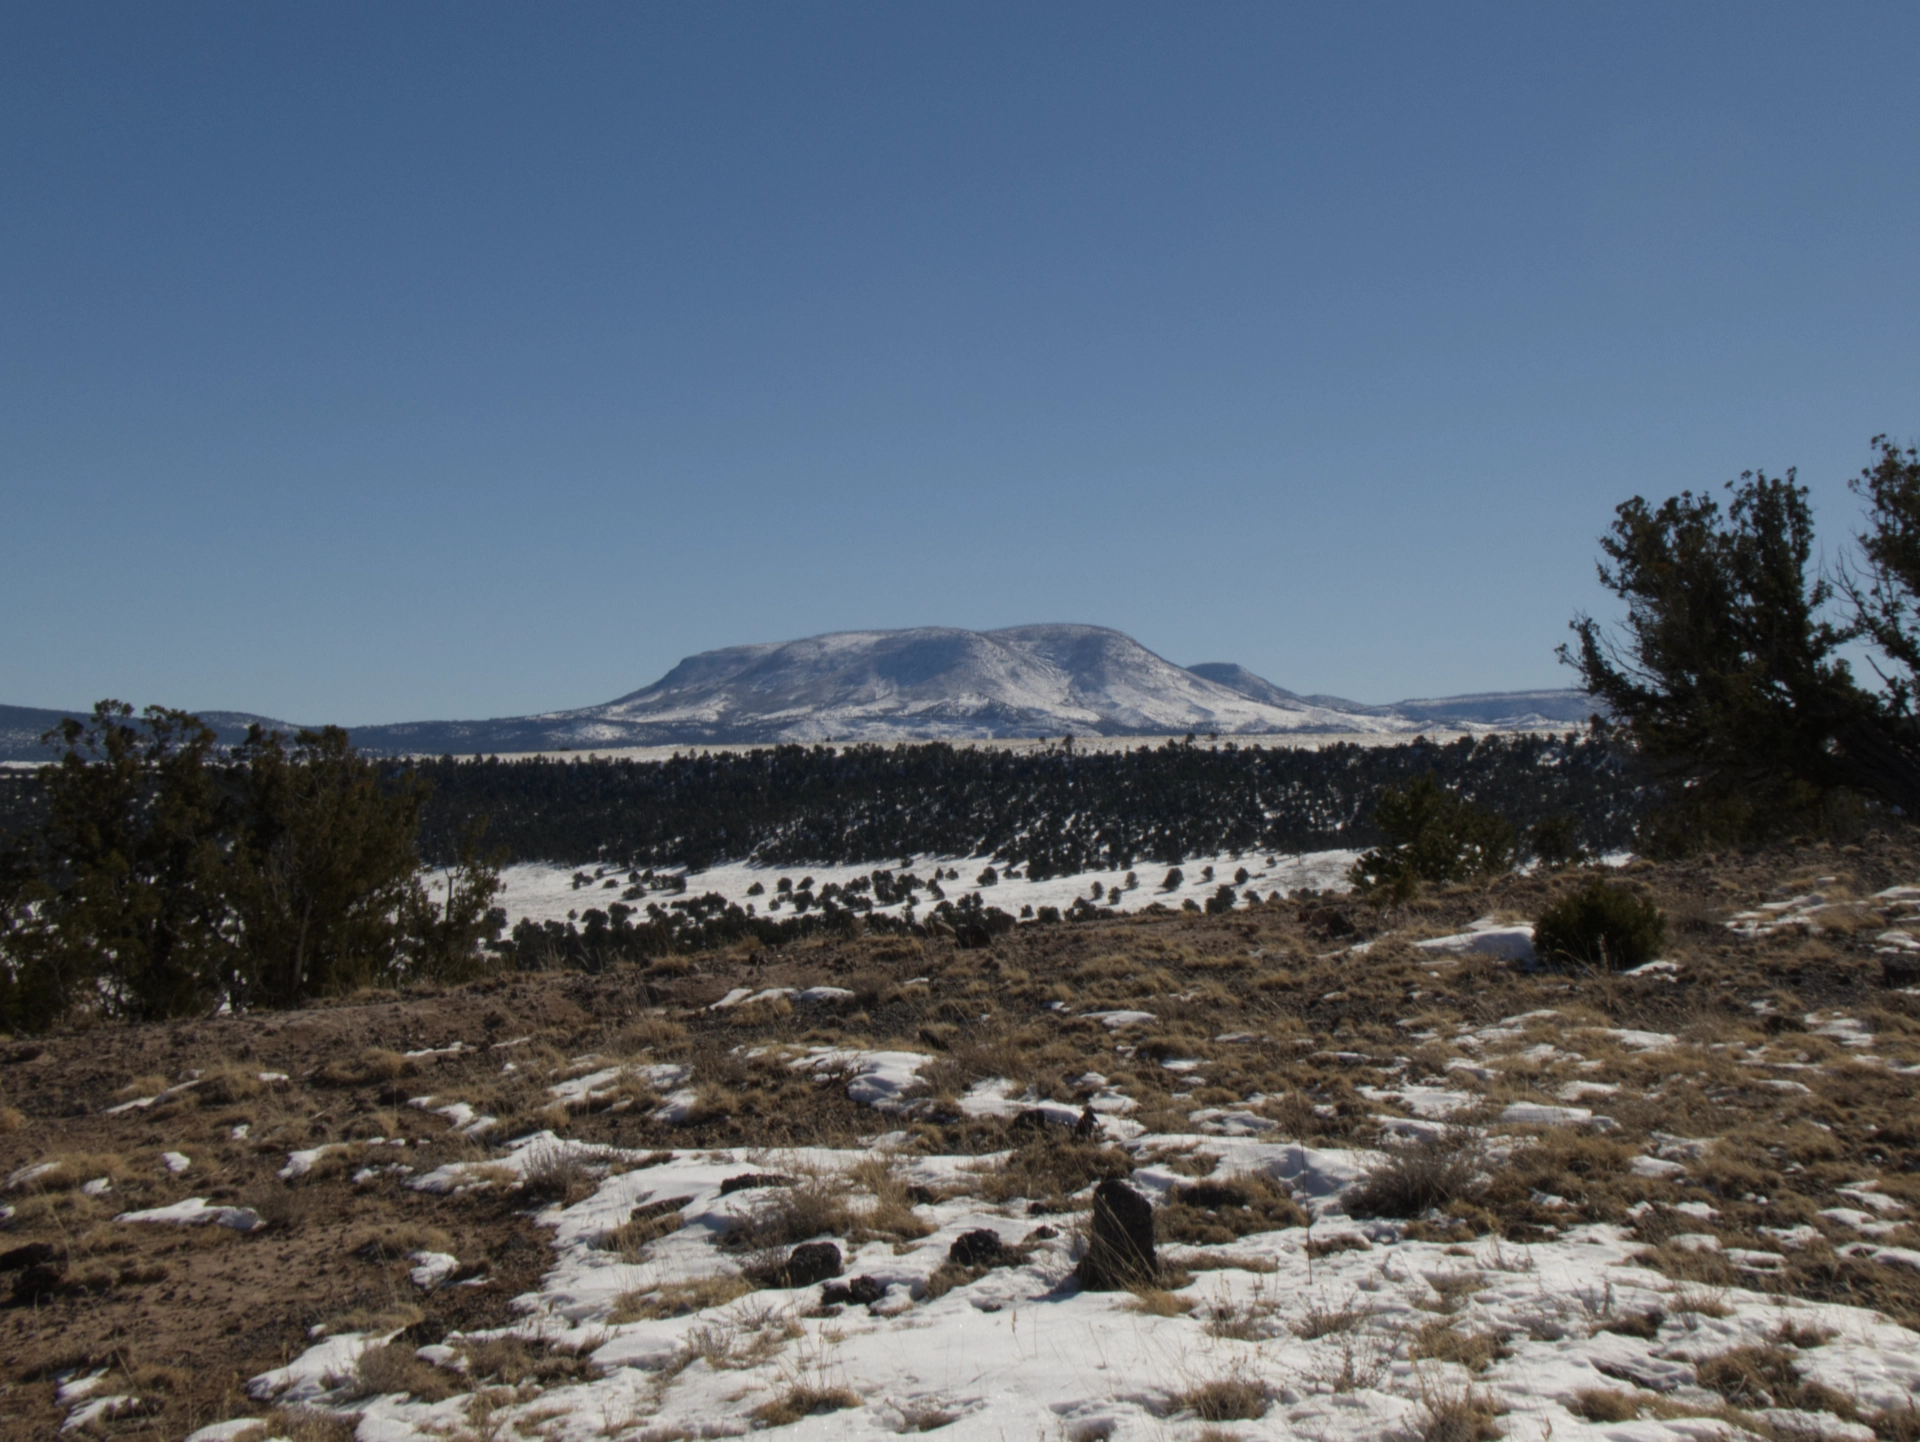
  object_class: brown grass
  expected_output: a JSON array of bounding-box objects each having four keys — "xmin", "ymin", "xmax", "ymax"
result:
[
  {"xmin": 1414, "ymin": 1383, "xmax": 1504, "ymax": 1442},
  {"xmin": 1292, "ymin": 1292, "xmax": 1373, "ymax": 1339},
  {"xmin": 1345, "ymin": 1129, "xmax": 1483, "ymax": 1219},
  {"xmin": 597, "ymin": 1194, "xmax": 692, "ymax": 1259},
  {"xmin": 520, "ymin": 1145, "xmax": 599, "ymax": 1204},
  {"xmin": 342, "ymin": 1342, "xmax": 460, "ymax": 1402},
  {"xmin": 1172, "ymin": 1375, "xmax": 1268, "ymax": 1422},
  {"xmin": 317, "ymin": 1048, "xmax": 414, "ymax": 1086},
  {"xmin": 1124, "ymin": 1286, "xmax": 1195, "ymax": 1316},
  {"xmin": 966, "ymin": 1136, "xmax": 1131, "ymax": 1208},
  {"xmin": 724, "ymin": 1175, "xmax": 851, "ymax": 1250},
  {"xmin": 750, "ymin": 1384, "xmax": 861, "ymax": 1425},
  {"xmin": 1409, "ymin": 1318, "xmax": 1507, "ymax": 1373},
  {"xmin": 456, "ymin": 1336, "xmax": 601, "ymax": 1386},
  {"xmin": 1157, "ymin": 1173, "xmax": 1308, "ymax": 1244},
  {"xmin": 610, "ymin": 1274, "xmax": 754, "ymax": 1323}
]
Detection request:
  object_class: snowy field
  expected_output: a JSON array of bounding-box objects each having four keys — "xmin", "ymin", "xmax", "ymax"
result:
[
  {"xmin": 179, "ymin": 950, "xmax": 1920, "ymax": 1441},
  {"xmin": 32, "ymin": 856, "xmax": 1920, "ymax": 1441},
  {"xmin": 494, "ymin": 849, "xmax": 1363, "ymax": 934}
]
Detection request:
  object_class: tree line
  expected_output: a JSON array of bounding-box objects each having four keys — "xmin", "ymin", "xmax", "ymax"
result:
[{"xmin": 394, "ymin": 730, "xmax": 1642, "ymax": 877}]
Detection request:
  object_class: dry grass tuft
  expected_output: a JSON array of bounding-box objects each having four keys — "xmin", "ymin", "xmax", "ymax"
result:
[
  {"xmin": 1157, "ymin": 1173, "xmax": 1307, "ymax": 1245},
  {"xmin": 1694, "ymin": 1343, "xmax": 1857, "ymax": 1418},
  {"xmin": 520, "ymin": 1145, "xmax": 599, "ymax": 1205},
  {"xmin": 457, "ymin": 1336, "xmax": 601, "ymax": 1386},
  {"xmin": 341, "ymin": 1342, "xmax": 459, "ymax": 1402},
  {"xmin": 1172, "ymin": 1375, "xmax": 1268, "ymax": 1422},
  {"xmin": 1292, "ymin": 1291, "xmax": 1373, "ymax": 1339},
  {"xmin": 1414, "ymin": 1382, "xmax": 1504, "ymax": 1442},
  {"xmin": 619, "ymin": 1016, "xmax": 689, "ymax": 1051},
  {"xmin": 1346, "ymin": 1129, "xmax": 1482, "ymax": 1219},
  {"xmin": 1569, "ymin": 1388, "xmax": 1641, "ymax": 1423},
  {"xmin": 317, "ymin": 1048, "xmax": 414, "ymax": 1086},
  {"xmin": 1124, "ymin": 1286, "xmax": 1195, "ymax": 1316},
  {"xmin": 597, "ymin": 1194, "xmax": 693, "ymax": 1259},
  {"xmin": 750, "ymin": 1384, "xmax": 862, "ymax": 1425},
  {"xmin": 725, "ymin": 1175, "xmax": 851, "ymax": 1250},
  {"xmin": 611, "ymin": 1274, "xmax": 754, "ymax": 1323},
  {"xmin": 1409, "ymin": 1318, "xmax": 1508, "ymax": 1373},
  {"xmin": 968, "ymin": 1136, "xmax": 1131, "ymax": 1209}
]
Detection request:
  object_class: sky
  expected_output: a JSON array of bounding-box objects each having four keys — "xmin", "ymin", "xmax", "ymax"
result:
[{"xmin": 4, "ymin": 3, "xmax": 1919, "ymax": 724}]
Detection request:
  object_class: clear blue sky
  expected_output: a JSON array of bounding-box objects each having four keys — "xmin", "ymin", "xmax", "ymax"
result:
[{"xmin": 5, "ymin": 3, "xmax": 1918, "ymax": 723}]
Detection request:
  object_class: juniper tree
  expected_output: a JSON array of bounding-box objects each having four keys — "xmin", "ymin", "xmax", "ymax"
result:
[
  {"xmin": 1563, "ymin": 462, "xmax": 1920, "ymax": 847},
  {"xmin": 1349, "ymin": 772, "xmax": 1515, "ymax": 898}
]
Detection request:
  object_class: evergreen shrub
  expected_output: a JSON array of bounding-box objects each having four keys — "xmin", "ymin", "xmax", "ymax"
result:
[{"xmin": 1531, "ymin": 881, "xmax": 1665, "ymax": 970}]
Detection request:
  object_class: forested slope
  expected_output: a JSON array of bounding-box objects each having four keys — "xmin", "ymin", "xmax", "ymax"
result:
[{"xmin": 411, "ymin": 733, "xmax": 1642, "ymax": 873}]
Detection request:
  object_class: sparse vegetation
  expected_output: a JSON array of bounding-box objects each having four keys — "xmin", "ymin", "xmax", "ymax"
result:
[{"xmin": 2, "ymin": 823, "xmax": 1919, "ymax": 1439}]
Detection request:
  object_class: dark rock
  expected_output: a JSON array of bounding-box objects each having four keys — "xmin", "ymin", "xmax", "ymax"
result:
[
  {"xmin": 1883, "ymin": 954, "xmax": 1920, "ymax": 988},
  {"xmin": 822, "ymin": 1276, "xmax": 884, "ymax": 1306},
  {"xmin": 719, "ymin": 1172, "xmax": 794, "ymax": 1196},
  {"xmin": 9, "ymin": 1263, "xmax": 65, "ymax": 1306},
  {"xmin": 905, "ymin": 1184, "xmax": 940, "ymax": 1205},
  {"xmin": 1298, "ymin": 906, "xmax": 1356, "ymax": 939},
  {"xmin": 947, "ymin": 1229, "xmax": 1009, "ymax": 1268},
  {"xmin": 779, "ymin": 1241, "xmax": 843, "ymax": 1288},
  {"xmin": 1024, "ymin": 1225, "xmax": 1059, "ymax": 1242},
  {"xmin": 0, "ymin": 1242, "xmax": 57, "ymax": 1273},
  {"xmin": 1075, "ymin": 1179, "xmax": 1156, "ymax": 1291}
]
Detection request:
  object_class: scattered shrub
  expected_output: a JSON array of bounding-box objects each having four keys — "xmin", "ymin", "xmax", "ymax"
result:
[
  {"xmin": 1531, "ymin": 882, "xmax": 1665, "ymax": 970},
  {"xmin": 1349, "ymin": 774, "xmax": 1516, "ymax": 899},
  {"xmin": 1346, "ymin": 1129, "xmax": 1483, "ymax": 1219}
]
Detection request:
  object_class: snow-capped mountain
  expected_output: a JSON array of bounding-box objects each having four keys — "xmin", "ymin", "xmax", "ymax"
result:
[
  {"xmin": 1, "ymin": 625, "xmax": 1595, "ymax": 760},
  {"xmin": 347, "ymin": 625, "xmax": 1401, "ymax": 753}
]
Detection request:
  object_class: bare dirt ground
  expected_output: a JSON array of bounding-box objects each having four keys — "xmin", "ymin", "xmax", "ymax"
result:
[{"xmin": 5, "ymin": 829, "xmax": 1920, "ymax": 1440}]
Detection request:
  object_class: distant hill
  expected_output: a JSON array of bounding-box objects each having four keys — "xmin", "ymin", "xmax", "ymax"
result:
[
  {"xmin": 1, "ymin": 625, "xmax": 1597, "ymax": 760},
  {"xmin": 0, "ymin": 704, "xmax": 298, "ymax": 763},
  {"xmin": 1186, "ymin": 665, "xmax": 1597, "ymax": 729}
]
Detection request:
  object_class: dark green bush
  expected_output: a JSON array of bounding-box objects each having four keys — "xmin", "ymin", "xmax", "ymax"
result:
[
  {"xmin": 1531, "ymin": 881, "xmax": 1665, "ymax": 969},
  {"xmin": 1349, "ymin": 773, "xmax": 1516, "ymax": 899}
]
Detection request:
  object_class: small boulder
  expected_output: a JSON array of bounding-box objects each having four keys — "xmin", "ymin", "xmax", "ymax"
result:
[
  {"xmin": 821, "ymin": 1275, "xmax": 884, "ymax": 1306},
  {"xmin": 947, "ymin": 1229, "xmax": 1009, "ymax": 1269},
  {"xmin": 1075, "ymin": 1179, "xmax": 1156, "ymax": 1291},
  {"xmin": 9, "ymin": 1263, "xmax": 64, "ymax": 1306},
  {"xmin": 719, "ymin": 1172, "xmax": 794, "ymax": 1196},
  {"xmin": 780, "ymin": 1241, "xmax": 843, "ymax": 1288},
  {"xmin": 0, "ymin": 1242, "xmax": 57, "ymax": 1273}
]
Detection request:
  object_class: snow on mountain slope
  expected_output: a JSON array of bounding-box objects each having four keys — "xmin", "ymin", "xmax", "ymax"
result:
[
  {"xmin": 522, "ymin": 624, "xmax": 1398, "ymax": 748},
  {"xmin": 0, "ymin": 627, "xmax": 1592, "ymax": 761}
]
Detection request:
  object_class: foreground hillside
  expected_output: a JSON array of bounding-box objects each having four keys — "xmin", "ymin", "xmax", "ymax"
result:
[{"xmin": 5, "ymin": 833, "xmax": 1920, "ymax": 1439}]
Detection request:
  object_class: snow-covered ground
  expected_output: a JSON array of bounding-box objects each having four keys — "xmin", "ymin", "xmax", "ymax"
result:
[
  {"xmin": 199, "ymin": 1063, "xmax": 1920, "ymax": 1442},
  {"xmin": 494, "ymin": 849, "xmax": 1362, "ymax": 934}
]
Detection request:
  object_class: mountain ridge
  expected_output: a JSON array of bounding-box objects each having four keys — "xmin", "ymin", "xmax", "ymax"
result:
[{"xmin": 1, "ymin": 624, "xmax": 1596, "ymax": 760}]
